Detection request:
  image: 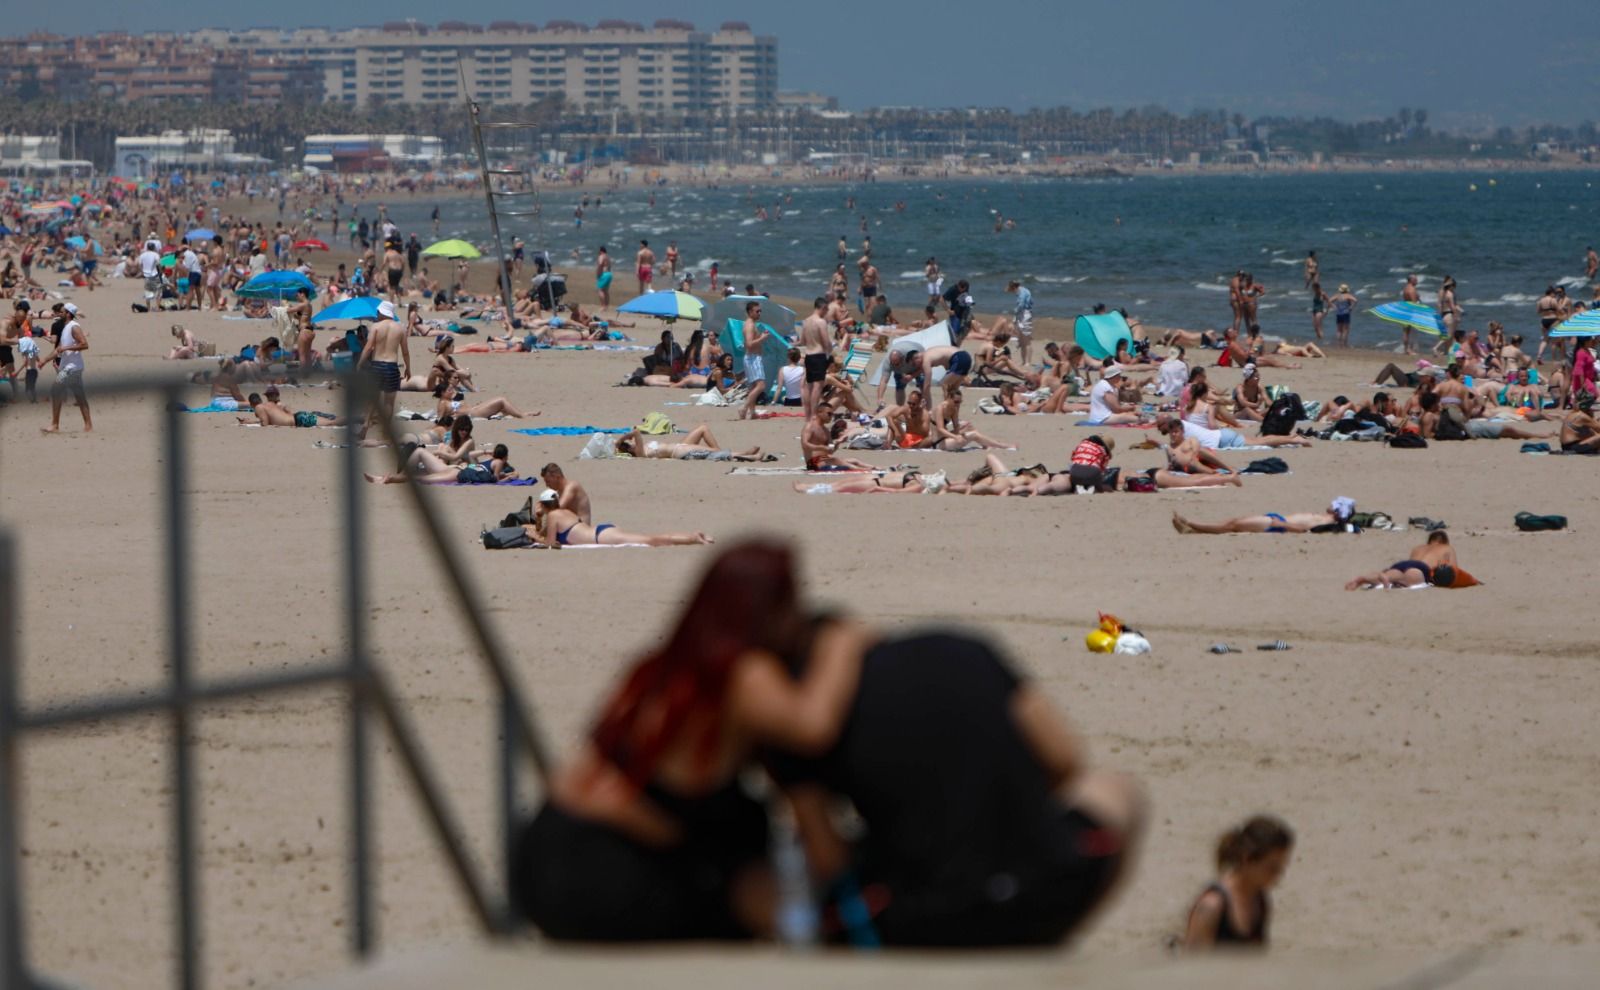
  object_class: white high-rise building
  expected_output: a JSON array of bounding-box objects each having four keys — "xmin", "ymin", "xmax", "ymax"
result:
[{"xmin": 191, "ymin": 20, "xmax": 778, "ymax": 112}]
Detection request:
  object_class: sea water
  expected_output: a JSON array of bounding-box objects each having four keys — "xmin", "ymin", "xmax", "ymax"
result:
[{"xmin": 390, "ymin": 170, "xmax": 1600, "ymax": 348}]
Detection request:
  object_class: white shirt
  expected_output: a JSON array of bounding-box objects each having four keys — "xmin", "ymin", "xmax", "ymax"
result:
[
  {"xmin": 1180, "ymin": 419, "xmax": 1225, "ymax": 449},
  {"xmin": 138, "ymin": 250, "xmax": 161, "ymax": 279},
  {"xmin": 1157, "ymin": 358, "xmax": 1188, "ymax": 397},
  {"xmin": 249, "ymin": 253, "xmax": 267, "ymax": 275},
  {"xmin": 182, "ymin": 249, "xmax": 201, "ymax": 275},
  {"xmin": 779, "ymin": 364, "xmax": 805, "ymax": 400},
  {"xmin": 1088, "ymin": 379, "xmax": 1118, "ymax": 422},
  {"xmin": 57, "ymin": 320, "xmax": 84, "ymax": 372}
]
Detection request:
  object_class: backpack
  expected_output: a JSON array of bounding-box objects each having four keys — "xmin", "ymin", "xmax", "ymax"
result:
[
  {"xmin": 1259, "ymin": 393, "xmax": 1307, "ymax": 436},
  {"xmin": 1514, "ymin": 511, "xmax": 1568, "ymax": 532},
  {"xmin": 1435, "ymin": 406, "xmax": 1469, "ymax": 441},
  {"xmin": 481, "ymin": 525, "xmax": 533, "ymax": 550},
  {"xmin": 1388, "ymin": 432, "xmax": 1428, "ymax": 449}
]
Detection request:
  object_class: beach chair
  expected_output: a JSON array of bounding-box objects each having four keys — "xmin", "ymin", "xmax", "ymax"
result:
[{"xmin": 842, "ymin": 342, "xmax": 874, "ymax": 388}]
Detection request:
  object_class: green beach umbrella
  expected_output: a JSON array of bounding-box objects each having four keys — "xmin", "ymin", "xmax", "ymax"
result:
[{"xmin": 421, "ymin": 239, "xmax": 482, "ymax": 259}]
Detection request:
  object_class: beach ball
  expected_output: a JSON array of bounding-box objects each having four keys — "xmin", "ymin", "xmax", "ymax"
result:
[{"xmin": 1086, "ymin": 630, "xmax": 1117, "ymax": 654}]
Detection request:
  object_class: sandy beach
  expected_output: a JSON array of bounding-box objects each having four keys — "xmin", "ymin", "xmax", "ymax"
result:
[{"xmin": 5, "ymin": 265, "xmax": 1600, "ymax": 989}]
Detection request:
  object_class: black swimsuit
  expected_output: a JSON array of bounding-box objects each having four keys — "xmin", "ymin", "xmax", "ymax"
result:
[{"xmin": 1192, "ymin": 882, "xmax": 1269, "ymax": 946}]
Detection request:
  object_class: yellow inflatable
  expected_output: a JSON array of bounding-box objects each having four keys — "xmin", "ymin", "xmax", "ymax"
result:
[{"xmin": 1085, "ymin": 629, "xmax": 1117, "ymax": 653}]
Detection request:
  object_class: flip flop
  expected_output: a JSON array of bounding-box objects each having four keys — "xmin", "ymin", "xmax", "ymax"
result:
[
  {"xmin": 1208, "ymin": 644, "xmax": 1241, "ymax": 654},
  {"xmin": 1256, "ymin": 641, "xmax": 1291, "ymax": 651}
]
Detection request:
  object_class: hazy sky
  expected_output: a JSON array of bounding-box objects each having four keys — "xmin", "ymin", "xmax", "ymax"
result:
[{"xmin": 10, "ymin": 0, "xmax": 1597, "ymax": 127}]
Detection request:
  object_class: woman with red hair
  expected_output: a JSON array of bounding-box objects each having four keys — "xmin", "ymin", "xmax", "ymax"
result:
[{"xmin": 510, "ymin": 540, "xmax": 868, "ymax": 940}]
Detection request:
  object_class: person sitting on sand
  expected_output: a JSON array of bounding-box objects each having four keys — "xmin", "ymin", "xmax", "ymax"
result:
[
  {"xmin": 366, "ymin": 440, "xmax": 516, "ymax": 485},
  {"xmin": 934, "ymin": 389, "xmax": 1015, "ymax": 450},
  {"xmin": 1172, "ymin": 389, "xmax": 1308, "ymax": 450},
  {"xmin": 166, "ymin": 325, "xmax": 209, "ymax": 360},
  {"xmin": 615, "ymin": 423, "xmax": 765, "ymax": 462},
  {"xmin": 1084, "ymin": 364, "xmax": 1144, "ymax": 426},
  {"xmin": 1182, "ymin": 815, "xmax": 1294, "ymax": 951},
  {"xmin": 1560, "ymin": 394, "xmax": 1600, "ymax": 453},
  {"xmin": 426, "ymin": 337, "xmax": 475, "ymax": 392},
  {"xmin": 801, "ymin": 405, "xmax": 878, "ymax": 471},
  {"xmin": 1345, "ymin": 531, "xmax": 1458, "ymax": 590},
  {"xmin": 974, "ymin": 331, "xmax": 1038, "ymax": 387},
  {"xmin": 1231, "ymin": 364, "xmax": 1269, "ymax": 422},
  {"xmin": 1158, "ymin": 418, "xmax": 1244, "ymax": 481},
  {"xmin": 431, "ymin": 382, "xmax": 537, "ymax": 421},
  {"xmin": 525, "ymin": 500, "xmax": 712, "ymax": 548},
  {"xmin": 1173, "ymin": 496, "xmax": 1355, "ymax": 535},
  {"xmin": 539, "ymin": 463, "xmax": 592, "ymax": 523}
]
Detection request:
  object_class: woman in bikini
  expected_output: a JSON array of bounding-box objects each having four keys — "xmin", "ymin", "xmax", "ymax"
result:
[
  {"xmin": 427, "ymin": 336, "xmax": 475, "ymax": 392},
  {"xmin": 667, "ymin": 330, "xmax": 714, "ymax": 389},
  {"xmin": 529, "ymin": 503, "xmax": 712, "ymax": 548},
  {"xmin": 431, "ymin": 382, "xmax": 537, "ymax": 421},
  {"xmin": 1182, "ymin": 816, "xmax": 1294, "ymax": 950},
  {"xmin": 614, "ymin": 424, "xmax": 763, "ymax": 461},
  {"xmin": 791, "ymin": 470, "xmax": 926, "ymax": 495}
]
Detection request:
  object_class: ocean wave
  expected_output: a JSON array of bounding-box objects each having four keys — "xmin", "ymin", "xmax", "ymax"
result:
[
  {"xmin": 1556, "ymin": 275, "xmax": 1588, "ymax": 288},
  {"xmin": 1269, "ymin": 258, "xmax": 1298, "ymax": 265},
  {"xmin": 1322, "ymin": 226, "xmax": 1352, "ymax": 232},
  {"xmin": 1193, "ymin": 283, "xmax": 1230, "ymax": 293}
]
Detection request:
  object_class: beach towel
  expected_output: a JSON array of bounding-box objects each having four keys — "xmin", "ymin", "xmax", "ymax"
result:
[
  {"xmin": 180, "ymin": 401, "xmax": 244, "ymax": 413},
  {"xmin": 511, "ymin": 426, "xmax": 631, "ymax": 437},
  {"xmin": 752, "ymin": 410, "xmax": 806, "ymax": 419},
  {"xmin": 728, "ymin": 466, "xmax": 875, "ymax": 477},
  {"xmin": 427, "ymin": 477, "xmax": 538, "ymax": 487}
]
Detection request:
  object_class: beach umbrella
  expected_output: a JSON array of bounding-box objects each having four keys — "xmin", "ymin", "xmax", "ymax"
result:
[
  {"xmin": 64, "ymin": 236, "xmax": 87, "ymax": 249},
  {"xmin": 294, "ymin": 238, "xmax": 330, "ymax": 251},
  {"xmin": 237, "ymin": 270, "xmax": 318, "ymax": 299},
  {"xmin": 159, "ymin": 253, "xmax": 177, "ymax": 267},
  {"xmin": 618, "ymin": 290, "xmax": 704, "ymax": 322},
  {"xmin": 1550, "ymin": 311, "xmax": 1600, "ymax": 338},
  {"xmin": 1369, "ymin": 301, "xmax": 1445, "ymax": 337},
  {"xmin": 421, "ymin": 238, "xmax": 481, "ymax": 259},
  {"xmin": 1074, "ymin": 312, "xmax": 1133, "ymax": 361},
  {"xmin": 185, "ymin": 228, "xmax": 216, "ymax": 241},
  {"xmin": 312, "ymin": 296, "xmax": 386, "ymax": 324},
  {"xmin": 701, "ymin": 294, "xmax": 798, "ymax": 336}
]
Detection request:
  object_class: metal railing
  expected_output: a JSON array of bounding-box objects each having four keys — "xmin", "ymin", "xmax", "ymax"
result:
[{"xmin": 0, "ymin": 370, "xmax": 552, "ymax": 990}]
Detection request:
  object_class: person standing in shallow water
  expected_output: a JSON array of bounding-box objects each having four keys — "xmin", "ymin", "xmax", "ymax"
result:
[{"xmin": 1182, "ymin": 815, "xmax": 1294, "ymax": 950}]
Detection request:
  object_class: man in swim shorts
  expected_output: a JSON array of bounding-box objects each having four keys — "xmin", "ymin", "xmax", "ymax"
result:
[
  {"xmin": 358, "ymin": 299, "xmax": 410, "ymax": 438},
  {"xmin": 1008, "ymin": 280, "xmax": 1034, "ymax": 366},
  {"xmin": 910, "ymin": 344, "xmax": 973, "ymax": 408},
  {"xmin": 799, "ymin": 296, "xmax": 834, "ymax": 422},
  {"xmin": 1345, "ymin": 531, "xmax": 1458, "ymax": 590},
  {"xmin": 738, "ymin": 301, "xmax": 772, "ymax": 421},
  {"xmin": 1172, "ymin": 496, "xmax": 1355, "ymax": 535},
  {"xmin": 595, "ymin": 245, "xmax": 613, "ymax": 309}
]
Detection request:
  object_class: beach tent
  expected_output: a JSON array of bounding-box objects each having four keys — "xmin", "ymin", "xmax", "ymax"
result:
[
  {"xmin": 867, "ymin": 321, "xmax": 957, "ymax": 388},
  {"xmin": 701, "ymin": 295, "xmax": 797, "ymax": 336},
  {"xmin": 1074, "ymin": 312, "xmax": 1133, "ymax": 361}
]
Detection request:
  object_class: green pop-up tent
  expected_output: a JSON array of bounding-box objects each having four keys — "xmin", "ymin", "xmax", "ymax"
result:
[{"xmin": 1074, "ymin": 312, "xmax": 1133, "ymax": 361}]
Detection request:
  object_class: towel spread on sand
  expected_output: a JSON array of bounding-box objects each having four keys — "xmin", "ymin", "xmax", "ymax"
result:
[
  {"xmin": 511, "ymin": 426, "xmax": 632, "ymax": 437},
  {"xmin": 425, "ymin": 477, "xmax": 538, "ymax": 487},
  {"xmin": 181, "ymin": 401, "xmax": 243, "ymax": 413}
]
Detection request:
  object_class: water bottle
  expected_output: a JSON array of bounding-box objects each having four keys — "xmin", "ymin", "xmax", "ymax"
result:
[{"xmin": 771, "ymin": 813, "xmax": 819, "ymax": 948}]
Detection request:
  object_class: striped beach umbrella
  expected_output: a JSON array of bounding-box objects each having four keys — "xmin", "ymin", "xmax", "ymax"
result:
[
  {"xmin": 1550, "ymin": 311, "xmax": 1600, "ymax": 338},
  {"xmin": 1369, "ymin": 301, "xmax": 1445, "ymax": 337}
]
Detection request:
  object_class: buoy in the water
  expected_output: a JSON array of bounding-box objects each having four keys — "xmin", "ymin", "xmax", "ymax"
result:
[
  {"xmin": 1469, "ymin": 184, "xmax": 1478, "ymax": 191},
  {"xmin": 1488, "ymin": 178, "xmax": 1497, "ymax": 186}
]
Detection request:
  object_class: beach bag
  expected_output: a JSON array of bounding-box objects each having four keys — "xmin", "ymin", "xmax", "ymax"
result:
[
  {"xmin": 579, "ymin": 432, "xmax": 617, "ymax": 460},
  {"xmin": 481, "ymin": 526, "xmax": 533, "ymax": 550},
  {"xmin": 1241, "ymin": 456, "xmax": 1289, "ymax": 475},
  {"xmin": 1125, "ymin": 475, "xmax": 1157, "ymax": 493},
  {"xmin": 1514, "ymin": 511, "xmax": 1567, "ymax": 532},
  {"xmin": 1259, "ymin": 393, "xmax": 1306, "ymax": 436},
  {"xmin": 1388, "ymin": 432, "xmax": 1427, "ymax": 449},
  {"xmin": 638, "ymin": 411, "xmax": 675, "ymax": 435}
]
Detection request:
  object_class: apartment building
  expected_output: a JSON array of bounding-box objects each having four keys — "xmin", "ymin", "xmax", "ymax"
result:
[
  {"xmin": 0, "ymin": 33, "xmax": 321, "ymax": 103},
  {"xmin": 189, "ymin": 20, "xmax": 778, "ymax": 112}
]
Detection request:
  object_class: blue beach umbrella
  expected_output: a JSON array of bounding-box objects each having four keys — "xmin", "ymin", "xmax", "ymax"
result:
[
  {"xmin": 185, "ymin": 228, "xmax": 216, "ymax": 241},
  {"xmin": 237, "ymin": 270, "xmax": 318, "ymax": 299},
  {"xmin": 1369, "ymin": 301, "xmax": 1445, "ymax": 337},
  {"xmin": 618, "ymin": 290, "xmax": 704, "ymax": 322},
  {"xmin": 312, "ymin": 296, "xmax": 387, "ymax": 324},
  {"xmin": 1550, "ymin": 311, "xmax": 1600, "ymax": 338},
  {"xmin": 64, "ymin": 236, "xmax": 87, "ymax": 250},
  {"xmin": 1074, "ymin": 312, "xmax": 1133, "ymax": 361}
]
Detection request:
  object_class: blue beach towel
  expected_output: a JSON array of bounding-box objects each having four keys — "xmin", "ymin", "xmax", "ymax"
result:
[
  {"xmin": 511, "ymin": 426, "xmax": 632, "ymax": 437},
  {"xmin": 180, "ymin": 401, "xmax": 244, "ymax": 413}
]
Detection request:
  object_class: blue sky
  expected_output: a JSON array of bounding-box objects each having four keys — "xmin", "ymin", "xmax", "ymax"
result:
[{"xmin": 10, "ymin": 0, "xmax": 1596, "ymax": 127}]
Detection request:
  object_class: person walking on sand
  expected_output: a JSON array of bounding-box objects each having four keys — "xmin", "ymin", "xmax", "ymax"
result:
[
  {"xmin": 636, "ymin": 240, "xmax": 656, "ymax": 295},
  {"xmin": 1183, "ymin": 816, "xmax": 1294, "ymax": 950},
  {"xmin": 595, "ymin": 245, "xmax": 613, "ymax": 310},
  {"xmin": 738, "ymin": 301, "xmax": 773, "ymax": 421},
  {"xmin": 44, "ymin": 303, "xmax": 91, "ymax": 434},
  {"xmin": 1009, "ymin": 279, "xmax": 1035, "ymax": 366}
]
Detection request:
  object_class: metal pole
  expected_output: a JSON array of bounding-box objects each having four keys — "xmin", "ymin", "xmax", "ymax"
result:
[
  {"xmin": 497, "ymin": 695, "xmax": 517, "ymax": 933},
  {"xmin": 460, "ymin": 65, "xmax": 518, "ymax": 330},
  {"xmin": 162, "ymin": 391, "xmax": 202, "ymax": 990},
  {"xmin": 0, "ymin": 530, "xmax": 31, "ymax": 990},
  {"xmin": 340, "ymin": 379, "xmax": 374, "ymax": 957}
]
